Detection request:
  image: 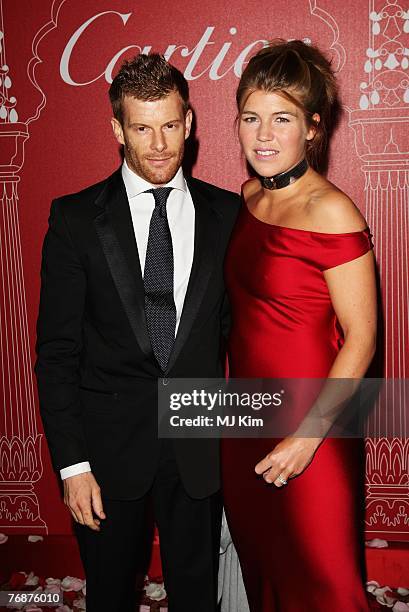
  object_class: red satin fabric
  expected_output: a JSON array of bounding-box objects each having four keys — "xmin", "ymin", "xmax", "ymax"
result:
[{"xmin": 222, "ymin": 203, "xmax": 373, "ymax": 611}]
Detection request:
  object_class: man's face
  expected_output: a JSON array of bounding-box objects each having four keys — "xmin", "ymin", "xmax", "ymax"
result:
[{"xmin": 111, "ymin": 90, "xmax": 192, "ymax": 185}]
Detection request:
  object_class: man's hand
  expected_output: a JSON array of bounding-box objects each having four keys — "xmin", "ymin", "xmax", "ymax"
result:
[{"xmin": 63, "ymin": 472, "xmax": 106, "ymax": 531}]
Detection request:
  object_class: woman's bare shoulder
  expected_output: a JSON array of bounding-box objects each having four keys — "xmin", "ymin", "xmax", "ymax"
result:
[{"xmin": 308, "ymin": 181, "xmax": 367, "ymax": 233}]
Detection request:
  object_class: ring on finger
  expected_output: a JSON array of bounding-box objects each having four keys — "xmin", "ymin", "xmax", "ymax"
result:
[{"xmin": 276, "ymin": 474, "xmax": 287, "ymax": 485}]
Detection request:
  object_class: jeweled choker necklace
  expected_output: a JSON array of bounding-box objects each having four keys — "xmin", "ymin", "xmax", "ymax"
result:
[{"xmin": 260, "ymin": 158, "xmax": 308, "ymax": 190}]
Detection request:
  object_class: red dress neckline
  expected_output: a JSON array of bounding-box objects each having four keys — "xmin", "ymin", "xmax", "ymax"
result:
[{"xmin": 244, "ymin": 200, "xmax": 371, "ymax": 237}]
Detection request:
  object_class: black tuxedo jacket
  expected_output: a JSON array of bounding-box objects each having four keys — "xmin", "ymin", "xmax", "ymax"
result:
[{"xmin": 35, "ymin": 168, "xmax": 240, "ymax": 500}]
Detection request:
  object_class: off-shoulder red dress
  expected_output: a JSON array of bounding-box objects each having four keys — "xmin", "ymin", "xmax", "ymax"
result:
[{"xmin": 222, "ymin": 202, "xmax": 373, "ymax": 611}]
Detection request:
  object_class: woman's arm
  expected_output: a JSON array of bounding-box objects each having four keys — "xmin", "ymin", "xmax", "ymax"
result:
[{"xmin": 324, "ymin": 250, "xmax": 377, "ymax": 377}]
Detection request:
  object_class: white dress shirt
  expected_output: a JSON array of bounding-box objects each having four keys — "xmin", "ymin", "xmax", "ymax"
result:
[{"xmin": 60, "ymin": 160, "xmax": 195, "ymax": 480}]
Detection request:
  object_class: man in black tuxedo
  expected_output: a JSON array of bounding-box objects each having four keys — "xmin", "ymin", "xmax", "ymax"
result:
[{"xmin": 35, "ymin": 53, "xmax": 239, "ymax": 612}]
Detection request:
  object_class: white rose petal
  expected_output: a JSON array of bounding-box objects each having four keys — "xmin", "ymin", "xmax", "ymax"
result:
[
  {"xmin": 367, "ymin": 580, "xmax": 380, "ymax": 593},
  {"xmin": 384, "ymin": 596, "xmax": 397, "ymax": 607},
  {"xmin": 374, "ymin": 586, "xmax": 392, "ymax": 596},
  {"xmin": 397, "ymin": 588, "xmax": 409, "ymax": 596},
  {"xmin": 61, "ymin": 576, "xmax": 85, "ymax": 592},
  {"xmin": 392, "ymin": 603, "xmax": 409, "ymax": 611},
  {"xmin": 372, "ymin": 585, "xmax": 396, "ymax": 607},
  {"xmin": 24, "ymin": 571, "xmax": 39, "ymax": 586},
  {"xmin": 366, "ymin": 538, "xmax": 389, "ymax": 548},
  {"xmin": 145, "ymin": 581, "xmax": 166, "ymax": 601},
  {"xmin": 46, "ymin": 577, "xmax": 62, "ymax": 586},
  {"xmin": 27, "ymin": 535, "xmax": 44, "ymax": 543}
]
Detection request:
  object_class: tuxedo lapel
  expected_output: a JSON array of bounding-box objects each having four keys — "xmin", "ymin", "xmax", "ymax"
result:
[
  {"xmin": 93, "ymin": 169, "xmax": 152, "ymax": 358},
  {"xmin": 165, "ymin": 178, "xmax": 221, "ymax": 374}
]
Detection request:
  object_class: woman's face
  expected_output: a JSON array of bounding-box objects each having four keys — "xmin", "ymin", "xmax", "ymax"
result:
[{"xmin": 238, "ymin": 89, "xmax": 317, "ymax": 178}]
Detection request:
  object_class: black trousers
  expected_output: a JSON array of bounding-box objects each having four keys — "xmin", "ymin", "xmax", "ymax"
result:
[{"xmin": 74, "ymin": 440, "xmax": 222, "ymax": 612}]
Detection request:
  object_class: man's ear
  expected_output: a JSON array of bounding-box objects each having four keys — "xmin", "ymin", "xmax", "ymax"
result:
[
  {"xmin": 111, "ymin": 118, "xmax": 125, "ymax": 146},
  {"xmin": 184, "ymin": 109, "xmax": 193, "ymax": 140}
]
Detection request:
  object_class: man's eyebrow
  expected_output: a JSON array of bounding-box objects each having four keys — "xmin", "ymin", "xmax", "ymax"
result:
[
  {"xmin": 128, "ymin": 118, "xmax": 182, "ymax": 127},
  {"xmin": 161, "ymin": 118, "xmax": 183, "ymax": 125}
]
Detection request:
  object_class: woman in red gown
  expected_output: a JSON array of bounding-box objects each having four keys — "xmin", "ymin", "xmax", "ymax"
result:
[{"xmin": 222, "ymin": 40, "xmax": 377, "ymax": 611}]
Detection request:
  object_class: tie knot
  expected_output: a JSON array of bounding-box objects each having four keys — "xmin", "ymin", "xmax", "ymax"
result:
[{"xmin": 146, "ymin": 187, "xmax": 173, "ymax": 207}]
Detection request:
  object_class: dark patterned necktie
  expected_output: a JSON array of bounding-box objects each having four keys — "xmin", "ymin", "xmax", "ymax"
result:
[{"xmin": 143, "ymin": 187, "xmax": 176, "ymax": 370}]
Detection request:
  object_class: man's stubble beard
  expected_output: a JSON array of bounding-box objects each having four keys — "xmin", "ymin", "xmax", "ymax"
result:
[{"xmin": 125, "ymin": 141, "xmax": 185, "ymax": 185}]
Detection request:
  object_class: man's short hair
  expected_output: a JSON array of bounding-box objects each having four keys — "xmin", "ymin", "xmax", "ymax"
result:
[{"xmin": 109, "ymin": 53, "xmax": 190, "ymax": 124}]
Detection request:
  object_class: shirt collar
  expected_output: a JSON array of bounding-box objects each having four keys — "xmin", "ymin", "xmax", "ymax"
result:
[{"xmin": 121, "ymin": 158, "xmax": 186, "ymax": 199}]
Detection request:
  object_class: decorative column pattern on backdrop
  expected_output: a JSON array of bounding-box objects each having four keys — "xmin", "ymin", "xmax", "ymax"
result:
[
  {"xmin": 349, "ymin": 0, "xmax": 409, "ymax": 537},
  {"xmin": 0, "ymin": 0, "xmax": 46, "ymax": 532}
]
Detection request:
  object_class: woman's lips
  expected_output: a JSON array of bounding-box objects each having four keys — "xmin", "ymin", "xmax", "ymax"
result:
[{"xmin": 254, "ymin": 149, "xmax": 279, "ymax": 160}]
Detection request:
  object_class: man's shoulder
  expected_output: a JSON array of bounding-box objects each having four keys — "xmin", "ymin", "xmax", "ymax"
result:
[
  {"xmin": 52, "ymin": 170, "xmax": 119, "ymax": 214},
  {"xmin": 186, "ymin": 176, "xmax": 241, "ymax": 217}
]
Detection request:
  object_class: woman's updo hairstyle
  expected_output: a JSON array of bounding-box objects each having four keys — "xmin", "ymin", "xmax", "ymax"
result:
[{"xmin": 236, "ymin": 39, "xmax": 338, "ymax": 171}]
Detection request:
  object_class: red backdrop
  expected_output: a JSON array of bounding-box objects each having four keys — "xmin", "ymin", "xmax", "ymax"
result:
[{"xmin": 0, "ymin": 0, "xmax": 408, "ymax": 539}]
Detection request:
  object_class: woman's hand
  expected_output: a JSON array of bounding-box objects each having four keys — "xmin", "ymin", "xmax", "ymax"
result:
[{"xmin": 255, "ymin": 437, "xmax": 322, "ymax": 487}]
